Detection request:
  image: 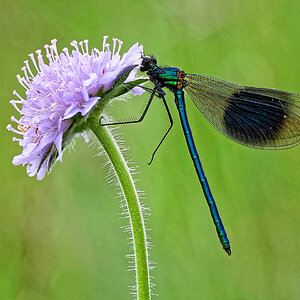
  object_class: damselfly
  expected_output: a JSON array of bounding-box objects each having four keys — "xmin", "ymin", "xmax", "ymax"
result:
[{"xmin": 101, "ymin": 56, "xmax": 300, "ymax": 255}]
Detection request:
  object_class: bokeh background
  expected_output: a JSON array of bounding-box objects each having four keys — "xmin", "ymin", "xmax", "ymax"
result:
[{"xmin": 1, "ymin": 0, "xmax": 299, "ymax": 299}]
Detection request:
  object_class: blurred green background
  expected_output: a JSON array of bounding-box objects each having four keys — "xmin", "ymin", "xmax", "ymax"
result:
[{"xmin": 1, "ymin": 0, "xmax": 299, "ymax": 299}]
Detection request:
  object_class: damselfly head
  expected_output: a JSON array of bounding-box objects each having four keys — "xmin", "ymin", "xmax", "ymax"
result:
[{"xmin": 140, "ymin": 55, "xmax": 157, "ymax": 72}]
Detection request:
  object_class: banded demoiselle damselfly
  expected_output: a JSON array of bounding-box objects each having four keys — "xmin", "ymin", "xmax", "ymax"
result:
[{"xmin": 101, "ymin": 56, "xmax": 300, "ymax": 255}]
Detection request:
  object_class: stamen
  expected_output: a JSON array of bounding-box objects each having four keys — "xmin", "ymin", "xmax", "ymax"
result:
[
  {"xmin": 7, "ymin": 124, "xmax": 24, "ymax": 135},
  {"xmin": 44, "ymin": 44, "xmax": 50, "ymax": 56},
  {"xmin": 102, "ymin": 35, "xmax": 108, "ymax": 51},
  {"xmin": 28, "ymin": 53, "xmax": 40, "ymax": 73},
  {"xmin": 11, "ymin": 116, "xmax": 21, "ymax": 124},
  {"xmin": 33, "ymin": 136, "xmax": 39, "ymax": 143},
  {"xmin": 18, "ymin": 124, "xmax": 26, "ymax": 133},
  {"xmin": 94, "ymin": 48, "xmax": 101, "ymax": 56},
  {"xmin": 70, "ymin": 40, "xmax": 79, "ymax": 52},
  {"xmin": 46, "ymin": 53, "xmax": 52, "ymax": 62},
  {"xmin": 49, "ymin": 45, "xmax": 56, "ymax": 62},
  {"xmin": 17, "ymin": 75, "xmax": 29, "ymax": 90},
  {"xmin": 24, "ymin": 60, "xmax": 35, "ymax": 78},
  {"xmin": 105, "ymin": 43, "xmax": 110, "ymax": 55},
  {"xmin": 13, "ymin": 90, "xmax": 25, "ymax": 101},
  {"xmin": 51, "ymin": 39, "xmax": 58, "ymax": 58},
  {"xmin": 20, "ymin": 76, "xmax": 30, "ymax": 90},
  {"xmin": 10, "ymin": 100, "xmax": 22, "ymax": 114},
  {"xmin": 12, "ymin": 137, "xmax": 23, "ymax": 142},
  {"xmin": 63, "ymin": 47, "xmax": 70, "ymax": 59},
  {"xmin": 21, "ymin": 66, "xmax": 31, "ymax": 83},
  {"xmin": 79, "ymin": 41, "xmax": 85, "ymax": 54},
  {"xmin": 36, "ymin": 50, "xmax": 45, "ymax": 71},
  {"xmin": 117, "ymin": 39, "xmax": 123, "ymax": 55},
  {"xmin": 84, "ymin": 40, "xmax": 89, "ymax": 54},
  {"xmin": 112, "ymin": 38, "xmax": 117, "ymax": 55},
  {"xmin": 44, "ymin": 44, "xmax": 53, "ymax": 62}
]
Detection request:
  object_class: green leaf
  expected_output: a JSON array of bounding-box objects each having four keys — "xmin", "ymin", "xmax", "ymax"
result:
[{"xmin": 111, "ymin": 78, "xmax": 149, "ymax": 99}]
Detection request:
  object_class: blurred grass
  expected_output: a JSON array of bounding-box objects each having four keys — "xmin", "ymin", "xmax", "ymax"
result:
[{"xmin": 1, "ymin": 0, "xmax": 300, "ymax": 299}]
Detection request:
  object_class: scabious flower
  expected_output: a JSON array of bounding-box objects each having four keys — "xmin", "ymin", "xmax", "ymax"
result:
[{"xmin": 7, "ymin": 36, "xmax": 144, "ymax": 180}]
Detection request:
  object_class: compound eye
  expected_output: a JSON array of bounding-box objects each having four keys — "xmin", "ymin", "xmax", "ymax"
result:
[
  {"xmin": 140, "ymin": 57, "xmax": 151, "ymax": 72},
  {"xmin": 151, "ymin": 56, "xmax": 157, "ymax": 65},
  {"xmin": 140, "ymin": 55, "xmax": 158, "ymax": 72}
]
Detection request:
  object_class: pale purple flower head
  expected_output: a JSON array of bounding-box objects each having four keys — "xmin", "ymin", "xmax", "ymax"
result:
[{"xmin": 8, "ymin": 36, "xmax": 144, "ymax": 180}]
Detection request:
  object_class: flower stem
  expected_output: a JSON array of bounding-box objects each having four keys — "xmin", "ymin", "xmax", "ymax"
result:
[{"xmin": 89, "ymin": 117, "xmax": 151, "ymax": 300}]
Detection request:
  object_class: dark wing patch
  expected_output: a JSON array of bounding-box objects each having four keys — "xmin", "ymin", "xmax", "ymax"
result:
[{"xmin": 184, "ymin": 74, "xmax": 300, "ymax": 149}]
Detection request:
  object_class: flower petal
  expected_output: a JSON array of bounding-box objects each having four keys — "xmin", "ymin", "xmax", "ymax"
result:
[{"xmin": 81, "ymin": 97, "xmax": 100, "ymax": 116}]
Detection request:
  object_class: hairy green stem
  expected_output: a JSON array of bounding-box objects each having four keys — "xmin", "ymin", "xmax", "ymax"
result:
[{"xmin": 89, "ymin": 117, "xmax": 151, "ymax": 300}]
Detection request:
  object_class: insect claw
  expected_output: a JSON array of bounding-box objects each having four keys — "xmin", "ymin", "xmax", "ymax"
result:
[{"xmin": 99, "ymin": 116, "xmax": 105, "ymax": 126}]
